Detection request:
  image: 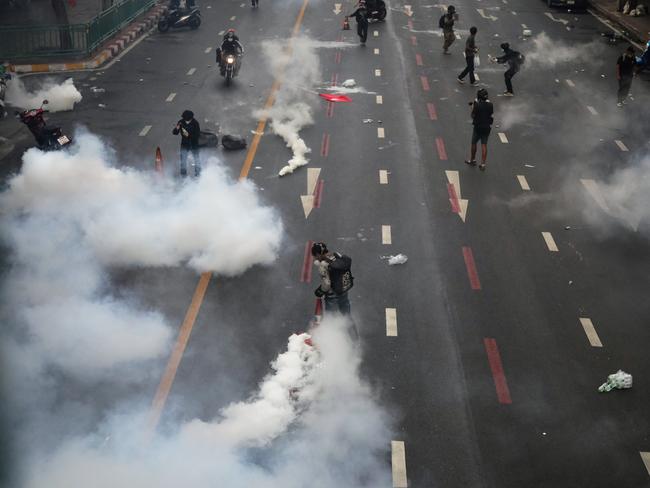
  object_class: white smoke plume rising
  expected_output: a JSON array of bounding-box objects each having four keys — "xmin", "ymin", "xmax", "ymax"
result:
[
  {"xmin": 524, "ymin": 32, "xmax": 606, "ymax": 68},
  {"xmin": 22, "ymin": 318, "xmax": 393, "ymax": 488},
  {"xmin": 1, "ymin": 132, "xmax": 283, "ymax": 381},
  {"xmin": 6, "ymin": 77, "xmax": 82, "ymax": 112}
]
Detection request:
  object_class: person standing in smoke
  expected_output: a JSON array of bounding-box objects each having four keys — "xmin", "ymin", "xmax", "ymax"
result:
[
  {"xmin": 457, "ymin": 26, "xmax": 479, "ymax": 85},
  {"xmin": 439, "ymin": 5, "xmax": 457, "ymax": 55},
  {"xmin": 465, "ymin": 88, "xmax": 493, "ymax": 171},
  {"xmin": 346, "ymin": 0, "xmax": 369, "ymax": 45},
  {"xmin": 490, "ymin": 42, "xmax": 524, "ymax": 96},
  {"xmin": 616, "ymin": 46, "xmax": 636, "ymax": 106},
  {"xmin": 312, "ymin": 242, "xmax": 354, "ymax": 315},
  {"xmin": 172, "ymin": 110, "xmax": 201, "ymax": 177}
]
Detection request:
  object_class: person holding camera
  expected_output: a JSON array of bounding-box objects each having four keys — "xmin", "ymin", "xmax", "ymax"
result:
[
  {"xmin": 312, "ymin": 242, "xmax": 354, "ymax": 315},
  {"xmin": 465, "ymin": 88, "xmax": 493, "ymax": 171},
  {"xmin": 439, "ymin": 5, "xmax": 457, "ymax": 55}
]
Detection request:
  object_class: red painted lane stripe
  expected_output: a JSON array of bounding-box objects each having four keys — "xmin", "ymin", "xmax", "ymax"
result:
[
  {"xmin": 484, "ymin": 338, "xmax": 512, "ymax": 404},
  {"xmin": 435, "ymin": 137, "xmax": 447, "ymax": 160},
  {"xmin": 427, "ymin": 102, "xmax": 437, "ymax": 120},
  {"xmin": 407, "ymin": 19, "xmax": 413, "ymax": 29},
  {"xmin": 447, "ymin": 183, "xmax": 460, "ymax": 213},
  {"xmin": 320, "ymin": 133, "xmax": 330, "ymax": 157},
  {"xmin": 415, "ymin": 53, "xmax": 423, "ymax": 66},
  {"xmin": 326, "ymin": 101, "xmax": 334, "ymax": 118},
  {"xmin": 301, "ymin": 240, "xmax": 314, "ymax": 283},
  {"xmin": 420, "ymin": 76, "xmax": 430, "ymax": 91},
  {"xmin": 410, "ymin": 35, "xmax": 417, "ymax": 46},
  {"xmin": 462, "ymin": 246, "xmax": 481, "ymax": 290},
  {"xmin": 313, "ymin": 179, "xmax": 324, "ymax": 208}
]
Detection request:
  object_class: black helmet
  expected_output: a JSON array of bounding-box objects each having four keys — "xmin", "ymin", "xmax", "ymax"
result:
[
  {"xmin": 477, "ymin": 88, "xmax": 488, "ymax": 101},
  {"xmin": 181, "ymin": 110, "xmax": 194, "ymax": 121},
  {"xmin": 447, "ymin": 5, "xmax": 456, "ymax": 13},
  {"xmin": 311, "ymin": 242, "xmax": 328, "ymax": 257},
  {"xmin": 500, "ymin": 42, "xmax": 510, "ymax": 51}
]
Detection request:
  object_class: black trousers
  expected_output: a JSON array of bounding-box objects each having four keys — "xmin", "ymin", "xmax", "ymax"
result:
[
  {"xmin": 357, "ymin": 21, "xmax": 368, "ymax": 42},
  {"xmin": 459, "ymin": 54, "xmax": 476, "ymax": 83},
  {"xmin": 617, "ymin": 76, "xmax": 632, "ymax": 102},
  {"xmin": 505, "ymin": 67, "xmax": 518, "ymax": 93}
]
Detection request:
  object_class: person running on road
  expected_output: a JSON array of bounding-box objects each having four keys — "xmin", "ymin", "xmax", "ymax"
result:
[
  {"xmin": 616, "ymin": 46, "xmax": 636, "ymax": 106},
  {"xmin": 172, "ymin": 110, "xmax": 201, "ymax": 177},
  {"xmin": 312, "ymin": 242, "xmax": 354, "ymax": 315},
  {"xmin": 491, "ymin": 42, "xmax": 524, "ymax": 96},
  {"xmin": 439, "ymin": 5, "xmax": 457, "ymax": 54},
  {"xmin": 465, "ymin": 88, "xmax": 493, "ymax": 171},
  {"xmin": 458, "ymin": 26, "xmax": 478, "ymax": 85},
  {"xmin": 346, "ymin": 0, "xmax": 369, "ymax": 44}
]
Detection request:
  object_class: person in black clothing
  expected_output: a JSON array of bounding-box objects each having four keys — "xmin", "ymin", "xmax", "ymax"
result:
[
  {"xmin": 172, "ymin": 110, "xmax": 201, "ymax": 177},
  {"xmin": 346, "ymin": 0, "xmax": 369, "ymax": 44},
  {"xmin": 440, "ymin": 5, "xmax": 457, "ymax": 54},
  {"xmin": 616, "ymin": 46, "xmax": 636, "ymax": 106},
  {"xmin": 217, "ymin": 29, "xmax": 244, "ymax": 74},
  {"xmin": 465, "ymin": 88, "xmax": 493, "ymax": 171},
  {"xmin": 492, "ymin": 42, "xmax": 523, "ymax": 96},
  {"xmin": 458, "ymin": 26, "xmax": 478, "ymax": 85}
]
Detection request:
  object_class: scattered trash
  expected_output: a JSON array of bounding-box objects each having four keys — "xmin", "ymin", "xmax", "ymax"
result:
[
  {"xmin": 568, "ymin": 280, "xmax": 573, "ymax": 285},
  {"xmin": 598, "ymin": 370, "xmax": 633, "ymax": 392},
  {"xmin": 564, "ymin": 226, "xmax": 571, "ymax": 230},
  {"xmin": 387, "ymin": 254, "xmax": 408, "ymax": 265},
  {"xmin": 524, "ymin": 164, "xmax": 535, "ymax": 168},
  {"xmin": 342, "ymin": 79, "xmax": 357, "ymax": 88},
  {"xmin": 249, "ymin": 83, "xmax": 255, "ymax": 87},
  {"xmin": 146, "ymin": 57, "xmax": 151, "ymax": 61},
  {"xmin": 378, "ymin": 120, "xmax": 382, "ymax": 124},
  {"xmin": 555, "ymin": 79, "xmax": 560, "ymax": 83},
  {"xmin": 494, "ymin": 33, "xmax": 500, "ymax": 37},
  {"xmin": 254, "ymin": 166, "xmax": 262, "ymax": 169},
  {"xmin": 251, "ymin": 130, "xmax": 264, "ymax": 135},
  {"xmin": 363, "ymin": 118, "xmax": 374, "ymax": 123},
  {"xmin": 90, "ymin": 87, "xmax": 105, "ymax": 93},
  {"xmin": 319, "ymin": 93, "xmax": 352, "ymax": 103},
  {"xmin": 542, "ymin": 432, "xmax": 547, "ymax": 436},
  {"xmin": 601, "ymin": 74, "xmax": 606, "ymax": 78},
  {"xmin": 139, "ymin": 78, "xmax": 144, "ymax": 82},
  {"xmin": 98, "ymin": 103, "xmax": 106, "ymax": 108},
  {"xmin": 523, "ymin": 29, "xmax": 532, "ymax": 36}
]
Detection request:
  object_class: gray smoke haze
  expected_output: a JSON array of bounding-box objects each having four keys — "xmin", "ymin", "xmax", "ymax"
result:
[
  {"xmin": 525, "ymin": 32, "xmax": 606, "ymax": 69},
  {"xmin": 6, "ymin": 77, "xmax": 82, "ymax": 112}
]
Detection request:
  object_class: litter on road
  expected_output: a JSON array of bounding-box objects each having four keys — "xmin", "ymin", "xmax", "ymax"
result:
[
  {"xmin": 382, "ymin": 254, "xmax": 408, "ymax": 265},
  {"xmin": 598, "ymin": 370, "xmax": 633, "ymax": 392},
  {"xmin": 341, "ymin": 79, "xmax": 357, "ymax": 88}
]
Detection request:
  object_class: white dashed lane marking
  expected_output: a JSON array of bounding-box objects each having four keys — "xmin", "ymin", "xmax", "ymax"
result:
[
  {"xmin": 382, "ymin": 225, "xmax": 392, "ymax": 244},
  {"xmin": 376, "ymin": 95, "xmax": 383, "ymax": 104},
  {"xmin": 230, "ymin": 15, "xmax": 236, "ymax": 20},
  {"xmin": 640, "ymin": 452, "xmax": 650, "ymax": 476},
  {"xmin": 386, "ymin": 308, "xmax": 398, "ymax": 336},
  {"xmin": 374, "ymin": 30, "xmax": 379, "ymax": 37},
  {"xmin": 186, "ymin": 67, "xmax": 196, "ymax": 76},
  {"xmin": 379, "ymin": 170, "xmax": 389, "ymax": 184},
  {"xmin": 374, "ymin": 48, "xmax": 380, "ymax": 54},
  {"xmin": 517, "ymin": 175, "xmax": 530, "ymax": 190},
  {"xmin": 541, "ymin": 232, "xmax": 559, "ymax": 252},
  {"xmin": 579, "ymin": 317, "xmax": 603, "ymax": 347},
  {"xmin": 139, "ymin": 125, "xmax": 152, "ymax": 137},
  {"xmin": 498, "ymin": 132, "xmax": 509, "ymax": 143},
  {"xmin": 375, "ymin": 69, "xmax": 382, "ymax": 77},
  {"xmin": 566, "ymin": 79, "xmax": 575, "ymax": 87},
  {"xmin": 166, "ymin": 92, "xmax": 176, "ymax": 102},
  {"xmin": 377, "ymin": 127, "xmax": 385, "ymax": 139},
  {"xmin": 615, "ymin": 139, "xmax": 629, "ymax": 152},
  {"xmin": 586, "ymin": 105, "xmax": 598, "ymax": 115},
  {"xmin": 391, "ymin": 441, "xmax": 408, "ymax": 488},
  {"xmin": 218, "ymin": 30, "xmax": 225, "ymax": 35},
  {"xmin": 204, "ymin": 47, "xmax": 212, "ymax": 54}
]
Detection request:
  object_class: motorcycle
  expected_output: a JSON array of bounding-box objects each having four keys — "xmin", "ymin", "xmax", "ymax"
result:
[
  {"xmin": 366, "ymin": 0, "xmax": 387, "ymax": 21},
  {"xmin": 17, "ymin": 100, "xmax": 73, "ymax": 151},
  {"xmin": 221, "ymin": 53, "xmax": 241, "ymax": 85},
  {"xmin": 0, "ymin": 72, "xmax": 11, "ymax": 118},
  {"xmin": 157, "ymin": 6, "xmax": 201, "ymax": 32}
]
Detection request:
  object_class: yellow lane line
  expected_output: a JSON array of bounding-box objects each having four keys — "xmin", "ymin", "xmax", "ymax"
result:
[{"xmin": 147, "ymin": 0, "xmax": 310, "ymax": 434}]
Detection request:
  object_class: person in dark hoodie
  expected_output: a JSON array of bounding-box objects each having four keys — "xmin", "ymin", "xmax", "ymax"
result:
[
  {"xmin": 172, "ymin": 110, "xmax": 201, "ymax": 177},
  {"xmin": 346, "ymin": 0, "xmax": 369, "ymax": 44},
  {"xmin": 491, "ymin": 42, "xmax": 524, "ymax": 96},
  {"xmin": 465, "ymin": 88, "xmax": 494, "ymax": 171}
]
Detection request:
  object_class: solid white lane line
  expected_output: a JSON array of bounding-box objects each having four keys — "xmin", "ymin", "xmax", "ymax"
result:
[
  {"xmin": 376, "ymin": 95, "xmax": 383, "ymax": 104},
  {"xmin": 377, "ymin": 127, "xmax": 385, "ymax": 139},
  {"xmin": 541, "ymin": 232, "xmax": 559, "ymax": 252},
  {"xmin": 166, "ymin": 92, "xmax": 176, "ymax": 102},
  {"xmin": 615, "ymin": 139, "xmax": 629, "ymax": 152},
  {"xmin": 382, "ymin": 225, "xmax": 392, "ymax": 244},
  {"xmin": 204, "ymin": 47, "xmax": 212, "ymax": 54},
  {"xmin": 374, "ymin": 48, "xmax": 380, "ymax": 54},
  {"xmin": 511, "ymin": 10, "xmax": 517, "ymax": 14},
  {"xmin": 579, "ymin": 317, "xmax": 603, "ymax": 347},
  {"xmin": 566, "ymin": 79, "xmax": 575, "ymax": 87},
  {"xmin": 375, "ymin": 68, "xmax": 382, "ymax": 77},
  {"xmin": 386, "ymin": 308, "xmax": 398, "ymax": 336},
  {"xmin": 521, "ymin": 23, "xmax": 528, "ymax": 28},
  {"xmin": 498, "ymin": 132, "xmax": 509, "ymax": 143},
  {"xmin": 374, "ymin": 30, "xmax": 379, "ymax": 37},
  {"xmin": 218, "ymin": 30, "xmax": 225, "ymax": 36},
  {"xmin": 391, "ymin": 441, "xmax": 408, "ymax": 488},
  {"xmin": 586, "ymin": 105, "xmax": 598, "ymax": 115},
  {"xmin": 186, "ymin": 67, "xmax": 196, "ymax": 76},
  {"xmin": 230, "ymin": 15, "xmax": 236, "ymax": 20},
  {"xmin": 517, "ymin": 175, "xmax": 530, "ymax": 190},
  {"xmin": 379, "ymin": 170, "xmax": 389, "ymax": 184},
  {"xmin": 139, "ymin": 125, "xmax": 152, "ymax": 137},
  {"xmin": 640, "ymin": 452, "xmax": 650, "ymax": 476}
]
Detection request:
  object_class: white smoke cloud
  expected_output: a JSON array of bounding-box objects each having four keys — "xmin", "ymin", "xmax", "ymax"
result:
[
  {"xmin": 6, "ymin": 77, "xmax": 82, "ymax": 112},
  {"xmin": 22, "ymin": 318, "xmax": 393, "ymax": 488},
  {"xmin": 525, "ymin": 32, "xmax": 606, "ymax": 69}
]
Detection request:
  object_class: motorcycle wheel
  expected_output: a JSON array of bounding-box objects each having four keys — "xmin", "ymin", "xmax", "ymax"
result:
[
  {"xmin": 189, "ymin": 16, "xmax": 201, "ymax": 29},
  {"xmin": 225, "ymin": 73, "xmax": 232, "ymax": 86},
  {"xmin": 158, "ymin": 19, "xmax": 170, "ymax": 32},
  {"xmin": 377, "ymin": 7, "xmax": 387, "ymax": 20}
]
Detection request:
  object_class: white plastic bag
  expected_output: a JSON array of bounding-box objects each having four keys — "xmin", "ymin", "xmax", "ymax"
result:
[
  {"xmin": 387, "ymin": 254, "xmax": 408, "ymax": 265},
  {"xmin": 474, "ymin": 54, "xmax": 480, "ymax": 67},
  {"xmin": 598, "ymin": 370, "xmax": 633, "ymax": 392}
]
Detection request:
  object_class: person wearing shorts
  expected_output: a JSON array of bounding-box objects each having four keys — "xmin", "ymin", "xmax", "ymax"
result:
[{"xmin": 465, "ymin": 88, "xmax": 493, "ymax": 171}]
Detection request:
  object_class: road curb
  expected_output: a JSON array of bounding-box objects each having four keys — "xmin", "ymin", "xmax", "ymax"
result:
[
  {"xmin": 589, "ymin": 1, "xmax": 650, "ymax": 44},
  {"xmin": 8, "ymin": 4, "xmax": 166, "ymax": 74}
]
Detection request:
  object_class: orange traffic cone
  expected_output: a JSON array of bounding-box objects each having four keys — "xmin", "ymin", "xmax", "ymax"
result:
[{"xmin": 154, "ymin": 147, "xmax": 163, "ymax": 173}]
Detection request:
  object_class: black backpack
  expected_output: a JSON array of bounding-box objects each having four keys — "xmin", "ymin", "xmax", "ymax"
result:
[
  {"xmin": 222, "ymin": 134, "xmax": 247, "ymax": 150},
  {"xmin": 438, "ymin": 14, "xmax": 446, "ymax": 28},
  {"xmin": 328, "ymin": 253, "xmax": 354, "ymax": 295}
]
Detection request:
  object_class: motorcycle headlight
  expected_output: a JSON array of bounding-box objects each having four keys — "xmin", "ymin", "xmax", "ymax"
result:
[{"xmin": 227, "ymin": 57, "xmax": 235, "ymax": 64}]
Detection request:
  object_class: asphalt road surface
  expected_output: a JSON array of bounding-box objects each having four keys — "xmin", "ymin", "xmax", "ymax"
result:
[{"xmin": 1, "ymin": 0, "xmax": 650, "ymax": 486}]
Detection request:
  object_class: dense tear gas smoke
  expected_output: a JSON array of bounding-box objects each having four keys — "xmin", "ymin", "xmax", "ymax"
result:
[
  {"xmin": 23, "ymin": 318, "xmax": 392, "ymax": 488},
  {"xmin": 1, "ymin": 133, "xmax": 283, "ymax": 380},
  {"xmin": 6, "ymin": 77, "xmax": 82, "ymax": 112},
  {"xmin": 525, "ymin": 32, "xmax": 606, "ymax": 68}
]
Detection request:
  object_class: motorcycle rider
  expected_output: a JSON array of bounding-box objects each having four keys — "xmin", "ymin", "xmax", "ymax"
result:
[
  {"xmin": 346, "ymin": 0, "xmax": 369, "ymax": 44},
  {"xmin": 216, "ymin": 29, "xmax": 244, "ymax": 74}
]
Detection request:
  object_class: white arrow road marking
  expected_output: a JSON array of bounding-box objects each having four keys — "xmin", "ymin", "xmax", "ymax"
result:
[
  {"xmin": 579, "ymin": 318, "xmax": 603, "ymax": 347},
  {"xmin": 300, "ymin": 168, "xmax": 322, "ymax": 218},
  {"xmin": 333, "ymin": 3, "xmax": 342, "ymax": 14},
  {"xmin": 386, "ymin": 308, "xmax": 398, "ymax": 336},
  {"xmin": 541, "ymin": 232, "xmax": 559, "ymax": 252},
  {"xmin": 382, "ymin": 225, "xmax": 392, "ymax": 244},
  {"xmin": 404, "ymin": 4, "xmax": 413, "ymax": 16},
  {"xmin": 640, "ymin": 452, "xmax": 650, "ymax": 476},
  {"xmin": 581, "ymin": 178, "xmax": 641, "ymax": 231},
  {"xmin": 446, "ymin": 170, "xmax": 468, "ymax": 223},
  {"xmin": 376, "ymin": 95, "xmax": 383, "ymax": 104},
  {"xmin": 139, "ymin": 125, "xmax": 152, "ymax": 136},
  {"xmin": 477, "ymin": 8, "xmax": 498, "ymax": 20},
  {"xmin": 391, "ymin": 441, "xmax": 408, "ymax": 488},
  {"xmin": 544, "ymin": 12, "xmax": 569, "ymax": 25},
  {"xmin": 379, "ymin": 170, "xmax": 389, "ymax": 184},
  {"xmin": 517, "ymin": 175, "xmax": 530, "ymax": 190}
]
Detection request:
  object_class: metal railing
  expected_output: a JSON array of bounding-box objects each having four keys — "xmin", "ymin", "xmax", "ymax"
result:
[{"xmin": 0, "ymin": 0, "xmax": 156, "ymax": 61}]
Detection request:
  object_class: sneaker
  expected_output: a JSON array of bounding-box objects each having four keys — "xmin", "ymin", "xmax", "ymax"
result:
[
  {"xmin": 470, "ymin": 81, "xmax": 479, "ymax": 86},
  {"xmin": 479, "ymin": 163, "xmax": 486, "ymax": 171},
  {"xmin": 464, "ymin": 160, "xmax": 477, "ymax": 166},
  {"xmin": 617, "ymin": 102, "xmax": 623, "ymax": 107},
  {"xmin": 457, "ymin": 77, "xmax": 465, "ymax": 84},
  {"xmin": 180, "ymin": 169, "xmax": 188, "ymax": 177},
  {"xmin": 503, "ymin": 91, "xmax": 514, "ymax": 97}
]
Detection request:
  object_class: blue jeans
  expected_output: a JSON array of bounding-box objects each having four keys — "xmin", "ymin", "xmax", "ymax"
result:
[
  {"xmin": 324, "ymin": 292, "xmax": 351, "ymax": 315},
  {"xmin": 180, "ymin": 146, "xmax": 200, "ymax": 176}
]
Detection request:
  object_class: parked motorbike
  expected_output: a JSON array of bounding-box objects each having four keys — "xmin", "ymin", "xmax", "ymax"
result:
[
  {"xmin": 17, "ymin": 100, "xmax": 73, "ymax": 151},
  {"xmin": 157, "ymin": 6, "xmax": 201, "ymax": 32},
  {"xmin": 0, "ymin": 73, "xmax": 11, "ymax": 118},
  {"xmin": 366, "ymin": 0, "xmax": 387, "ymax": 21}
]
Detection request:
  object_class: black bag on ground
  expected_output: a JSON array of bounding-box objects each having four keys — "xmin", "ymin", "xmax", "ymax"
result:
[
  {"xmin": 198, "ymin": 131, "xmax": 219, "ymax": 148},
  {"xmin": 222, "ymin": 134, "xmax": 247, "ymax": 150},
  {"xmin": 329, "ymin": 253, "xmax": 354, "ymax": 295}
]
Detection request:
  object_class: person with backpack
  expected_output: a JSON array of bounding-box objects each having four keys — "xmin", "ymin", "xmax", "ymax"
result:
[
  {"xmin": 439, "ymin": 5, "xmax": 457, "ymax": 54},
  {"xmin": 491, "ymin": 42, "xmax": 524, "ymax": 96},
  {"xmin": 172, "ymin": 109, "xmax": 201, "ymax": 177},
  {"xmin": 312, "ymin": 242, "xmax": 354, "ymax": 315},
  {"xmin": 346, "ymin": 0, "xmax": 369, "ymax": 44},
  {"xmin": 465, "ymin": 88, "xmax": 494, "ymax": 171}
]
